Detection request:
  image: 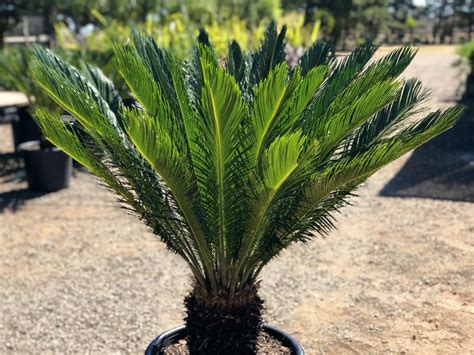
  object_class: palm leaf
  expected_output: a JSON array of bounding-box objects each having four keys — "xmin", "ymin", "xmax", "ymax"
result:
[
  {"xmin": 348, "ymin": 78, "xmax": 429, "ymax": 153},
  {"xmin": 191, "ymin": 45, "xmax": 252, "ymax": 284},
  {"xmin": 249, "ymin": 21, "xmax": 287, "ymax": 87},
  {"xmin": 299, "ymin": 40, "xmax": 334, "ymax": 76},
  {"xmin": 227, "ymin": 40, "xmax": 248, "ymax": 94}
]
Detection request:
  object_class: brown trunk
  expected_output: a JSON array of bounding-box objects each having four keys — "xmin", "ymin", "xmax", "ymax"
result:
[{"xmin": 184, "ymin": 282, "xmax": 264, "ymax": 354}]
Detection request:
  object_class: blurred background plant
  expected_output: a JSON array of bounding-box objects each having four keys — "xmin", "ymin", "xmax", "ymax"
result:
[
  {"xmin": 458, "ymin": 39, "xmax": 474, "ymax": 73},
  {"xmin": 0, "ymin": 47, "xmax": 59, "ymax": 114},
  {"xmin": 3, "ymin": 0, "xmax": 474, "ymax": 53},
  {"xmin": 1, "ymin": 0, "xmax": 474, "ymax": 109},
  {"xmin": 457, "ymin": 39, "xmax": 474, "ymax": 98},
  {"xmin": 0, "ymin": 0, "xmax": 474, "ymax": 61}
]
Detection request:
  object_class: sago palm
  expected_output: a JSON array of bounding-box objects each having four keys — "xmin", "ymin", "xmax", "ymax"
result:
[{"xmin": 31, "ymin": 23, "xmax": 462, "ymax": 354}]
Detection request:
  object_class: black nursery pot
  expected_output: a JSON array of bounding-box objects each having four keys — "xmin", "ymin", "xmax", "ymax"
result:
[
  {"xmin": 18, "ymin": 140, "xmax": 72, "ymax": 192},
  {"xmin": 11, "ymin": 108, "xmax": 43, "ymax": 149},
  {"xmin": 145, "ymin": 324, "xmax": 304, "ymax": 355}
]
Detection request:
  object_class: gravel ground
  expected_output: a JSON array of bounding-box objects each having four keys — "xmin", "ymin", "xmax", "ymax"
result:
[{"xmin": 1, "ymin": 46, "xmax": 473, "ymax": 354}]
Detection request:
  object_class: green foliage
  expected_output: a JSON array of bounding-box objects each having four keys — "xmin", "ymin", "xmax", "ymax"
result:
[
  {"xmin": 65, "ymin": 9, "xmax": 320, "ymax": 60},
  {"xmin": 0, "ymin": 46, "xmax": 59, "ymax": 113},
  {"xmin": 31, "ymin": 25, "xmax": 462, "ymax": 296},
  {"xmin": 351, "ymin": 0, "xmax": 391, "ymax": 44},
  {"xmin": 458, "ymin": 41, "xmax": 474, "ymax": 73},
  {"xmin": 54, "ymin": 22, "xmax": 124, "ymax": 90}
]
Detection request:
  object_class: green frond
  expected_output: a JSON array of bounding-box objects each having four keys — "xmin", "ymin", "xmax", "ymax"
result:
[
  {"xmin": 251, "ymin": 63, "xmax": 328, "ymax": 162},
  {"xmin": 249, "ymin": 21, "xmax": 287, "ymax": 87},
  {"xmin": 303, "ymin": 106, "xmax": 463, "ymax": 223},
  {"xmin": 333, "ymin": 43, "xmax": 378, "ymax": 76},
  {"xmin": 193, "ymin": 45, "xmax": 252, "ymax": 274},
  {"xmin": 31, "ymin": 47, "xmax": 120, "ymax": 139},
  {"xmin": 393, "ymin": 105, "xmax": 463, "ymax": 144},
  {"xmin": 122, "ymin": 106, "xmax": 216, "ymax": 286},
  {"xmin": 129, "ymin": 30, "xmax": 191, "ymax": 121},
  {"xmin": 349, "ymin": 78, "xmax": 429, "ymax": 153},
  {"xmin": 188, "ymin": 32, "xmax": 219, "ymax": 105},
  {"xmin": 123, "ymin": 108, "xmax": 190, "ymax": 191},
  {"xmin": 284, "ymin": 65, "xmax": 329, "ymax": 128},
  {"xmin": 364, "ymin": 46, "xmax": 417, "ymax": 80},
  {"xmin": 35, "ymin": 110, "xmax": 206, "ymax": 279},
  {"xmin": 32, "ymin": 47, "xmax": 214, "ymax": 287},
  {"xmin": 316, "ymin": 80, "xmax": 401, "ymax": 152},
  {"xmin": 227, "ymin": 40, "xmax": 248, "ymax": 93},
  {"xmin": 300, "ymin": 44, "xmax": 377, "ymax": 134},
  {"xmin": 253, "ymin": 106, "xmax": 462, "ymax": 275},
  {"xmin": 114, "ymin": 44, "xmax": 169, "ymax": 118},
  {"xmin": 250, "ymin": 182, "xmax": 358, "ymax": 279},
  {"xmin": 35, "ymin": 110, "xmax": 129, "ymax": 198},
  {"xmin": 330, "ymin": 47, "xmax": 416, "ymax": 113},
  {"xmin": 261, "ymin": 132, "xmax": 307, "ymax": 190},
  {"xmin": 251, "ymin": 63, "xmax": 292, "ymax": 158},
  {"xmin": 302, "ymin": 46, "xmax": 418, "ymax": 155},
  {"xmin": 234, "ymin": 131, "xmax": 310, "ymax": 288},
  {"xmin": 299, "ymin": 41, "xmax": 334, "ymax": 76},
  {"xmin": 80, "ymin": 63, "xmax": 122, "ymax": 115}
]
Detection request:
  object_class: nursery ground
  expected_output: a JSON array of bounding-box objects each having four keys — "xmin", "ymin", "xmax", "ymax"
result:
[{"xmin": 0, "ymin": 46, "xmax": 473, "ymax": 354}]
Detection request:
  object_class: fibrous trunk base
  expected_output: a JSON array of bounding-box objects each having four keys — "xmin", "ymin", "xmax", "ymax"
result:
[{"xmin": 184, "ymin": 283, "xmax": 264, "ymax": 355}]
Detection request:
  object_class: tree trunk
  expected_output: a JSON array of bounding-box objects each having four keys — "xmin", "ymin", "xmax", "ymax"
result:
[
  {"xmin": 0, "ymin": 22, "xmax": 6, "ymax": 49},
  {"xmin": 437, "ymin": 0, "xmax": 448, "ymax": 44},
  {"xmin": 469, "ymin": 0, "xmax": 474, "ymax": 40},
  {"xmin": 184, "ymin": 283, "xmax": 264, "ymax": 354},
  {"xmin": 304, "ymin": 0, "xmax": 318, "ymax": 25}
]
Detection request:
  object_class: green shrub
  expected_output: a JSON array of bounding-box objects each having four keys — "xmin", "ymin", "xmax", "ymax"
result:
[
  {"xmin": 0, "ymin": 47, "xmax": 59, "ymax": 114},
  {"xmin": 458, "ymin": 41, "xmax": 474, "ymax": 74}
]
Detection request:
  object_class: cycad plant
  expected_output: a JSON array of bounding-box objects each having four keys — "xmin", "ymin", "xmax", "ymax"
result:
[{"xmin": 31, "ymin": 23, "xmax": 462, "ymax": 354}]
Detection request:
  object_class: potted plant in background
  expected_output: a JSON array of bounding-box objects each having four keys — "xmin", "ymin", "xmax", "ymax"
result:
[
  {"xmin": 0, "ymin": 47, "xmax": 46, "ymax": 147},
  {"xmin": 17, "ymin": 139, "xmax": 72, "ymax": 192},
  {"xmin": 0, "ymin": 47, "xmax": 74, "ymax": 191},
  {"xmin": 31, "ymin": 23, "xmax": 462, "ymax": 354}
]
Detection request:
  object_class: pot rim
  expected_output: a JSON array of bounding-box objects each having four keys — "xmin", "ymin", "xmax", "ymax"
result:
[
  {"xmin": 18, "ymin": 140, "xmax": 60, "ymax": 153},
  {"xmin": 144, "ymin": 324, "xmax": 304, "ymax": 355}
]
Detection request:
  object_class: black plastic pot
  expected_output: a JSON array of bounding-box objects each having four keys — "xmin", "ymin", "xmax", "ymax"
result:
[
  {"xmin": 18, "ymin": 140, "xmax": 72, "ymax": 192},
  {"xmin": 11, "ymin": 108, "xmax": 43, "ymax": 149},
  {"xmin": 144, "ymin": 324, "xmax": 304, "ymax": 355}
]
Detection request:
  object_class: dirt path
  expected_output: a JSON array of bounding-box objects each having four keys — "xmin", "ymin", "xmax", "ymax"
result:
[{"xmin": 1, "ymin": 46, "xmax": 473, "ymax": 354}]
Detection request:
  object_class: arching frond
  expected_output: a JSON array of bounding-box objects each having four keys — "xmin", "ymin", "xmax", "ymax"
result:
[
  {"xmin": 299, "ymin": 40, "xmax": 334, "ymax": 75},
  {"xmin": 250, "ymin": 21, "xmax": 287, "ymax": 87},
  {"xmin": 190, "ymin": 45, "xmax": 253, "ymax": 284},
  {"xmin": 348, "ymin": 78, "xmax": 429, "ymax": 153},
  {"xmin": 227, "ymin": 40, "xmax": 248, "ymax": 92}
]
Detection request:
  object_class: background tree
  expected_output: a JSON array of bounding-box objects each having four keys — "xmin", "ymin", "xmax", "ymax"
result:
[
  {"xmin": 2, "ymin": 0, "xmax": 474, "ymax": 54},
  {"xmin": 453, "ymin": 0, "xmax": 474, "ymax": 40},
  {"xmin": 0, "ymin": 1, "xmax": 22, "ymax": 48},
  {"xmin": 388, "ymin": 0, "xmax": 417, "ymax": 43},
  {"xmin": 305, "ymin": 0, "xmax": 353, "ymax": 47},
  {"xmin": 351, "ymin": 0, "xmax": 390, "ymax": 44}
]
